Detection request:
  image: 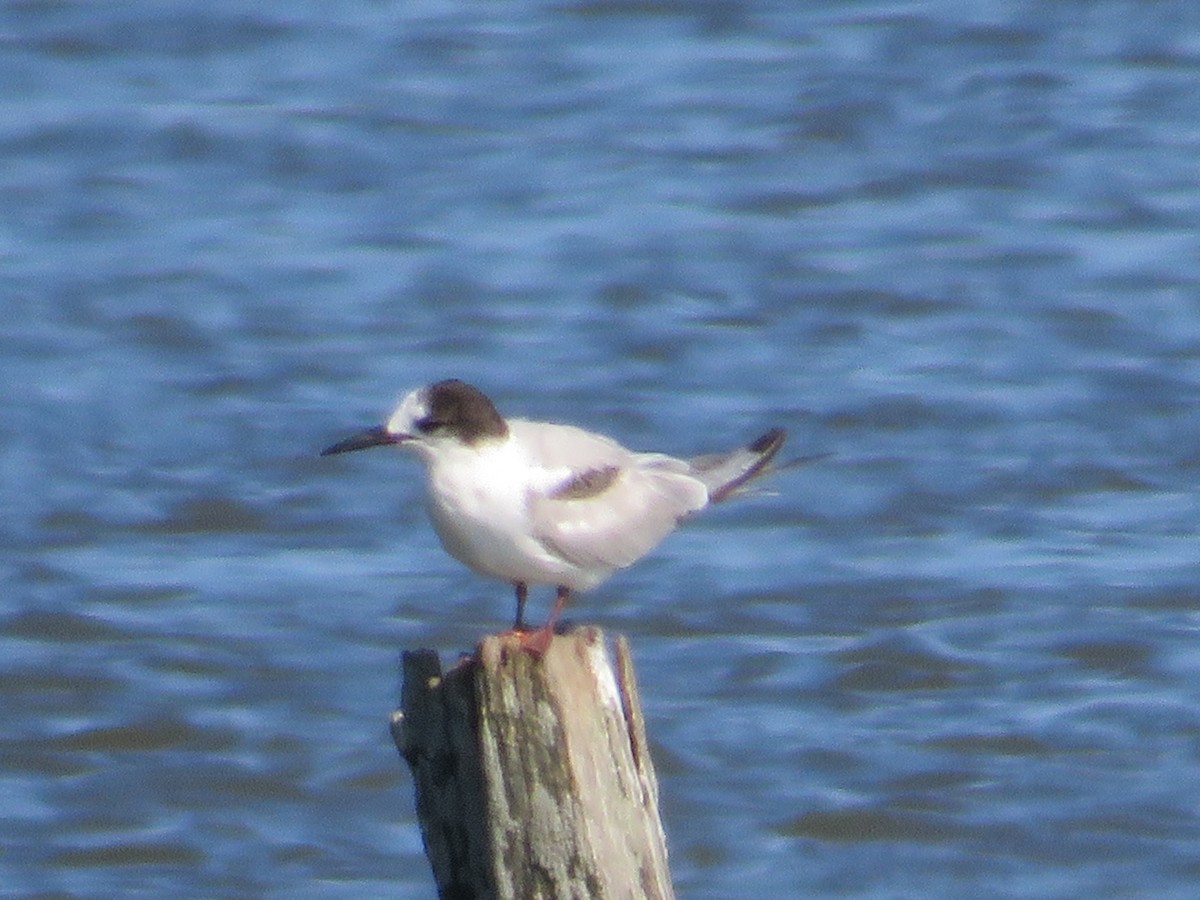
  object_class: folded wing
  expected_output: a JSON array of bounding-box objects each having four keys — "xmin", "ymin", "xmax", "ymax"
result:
[
  {"xmin": 514, "ymin": 419, "xmax": 787, "ymax": 575},
  {"xmin": 528, "ymin": 456, "xmax": 708, "ymax": 572}
]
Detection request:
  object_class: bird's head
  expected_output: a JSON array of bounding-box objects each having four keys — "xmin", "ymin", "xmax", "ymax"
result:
[{"xmin": 321, "ymin": 379, "xmax": 508, "ymax": 460}]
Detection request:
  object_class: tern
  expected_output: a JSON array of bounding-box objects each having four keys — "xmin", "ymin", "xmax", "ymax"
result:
[{"xmin": 322, "ymin": 379, "xmax": 807, "ymax": 655}]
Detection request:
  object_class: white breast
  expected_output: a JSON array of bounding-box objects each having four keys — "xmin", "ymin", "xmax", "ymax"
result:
[{"xmin": 422, "ymin": 437, "xmax": 592, "ymax": 587}]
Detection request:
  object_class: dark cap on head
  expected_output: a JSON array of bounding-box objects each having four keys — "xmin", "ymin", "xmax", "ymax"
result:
[{"xmin": 418, "ymin": 379, "xmax": 508, "ymax": 444}]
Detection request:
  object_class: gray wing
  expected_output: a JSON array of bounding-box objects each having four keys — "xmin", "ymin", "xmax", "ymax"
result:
[
  {"xmin": 529, "ymin": 461, "xmax": 708, "ymax": 571},
  {"xmin": 510, "ymin": 420, "xmax": 708, "ymax": 571}
]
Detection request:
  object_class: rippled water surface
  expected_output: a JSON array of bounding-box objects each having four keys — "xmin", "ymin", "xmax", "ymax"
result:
[{"xmin": 6, "ymin": 2, "xmax": 1200, "ymax": 897}]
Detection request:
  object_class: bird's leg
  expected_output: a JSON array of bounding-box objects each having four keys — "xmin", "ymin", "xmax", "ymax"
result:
[
  {"xmin": 520, "ymin": 585, "xmax": 570, "ymax": 657},
  {"xmin": 513, "ymin": 581, "xmax": 528, "ymax": 631},
  {"xmin": 546, "ymin": 584, "xmax": 570, "ymax": 632}
]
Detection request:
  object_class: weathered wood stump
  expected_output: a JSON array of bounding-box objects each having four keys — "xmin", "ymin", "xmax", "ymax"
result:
[{"xmin": 392, "ymin": 627, "xmax": 674, "ymax": 900}]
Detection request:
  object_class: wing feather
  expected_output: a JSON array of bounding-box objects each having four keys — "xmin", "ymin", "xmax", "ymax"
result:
[
  {"xmin": 507, "ymin": 419, "xmax": 707, "ymax": 572},
  {"xmin": 529, "ymin": 464, "xmax": 707, "ymax": 570}
]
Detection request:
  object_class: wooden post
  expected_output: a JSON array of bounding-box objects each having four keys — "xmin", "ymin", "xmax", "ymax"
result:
[{"xmin": 391, "ymin": 627, "xmax": 674, "ymax": 900}]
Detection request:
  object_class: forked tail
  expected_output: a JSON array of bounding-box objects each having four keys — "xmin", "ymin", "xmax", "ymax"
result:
[{"xmin": 689, "ymin": 427, "xmax": 799, "ymax": 503}]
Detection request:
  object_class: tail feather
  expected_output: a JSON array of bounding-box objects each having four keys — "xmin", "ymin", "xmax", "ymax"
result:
[{"xmin": 691, "ymin": 427, "xmax": 791, "ymax": 503}]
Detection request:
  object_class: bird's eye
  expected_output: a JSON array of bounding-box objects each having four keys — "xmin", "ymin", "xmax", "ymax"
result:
[{"xmin": 415, "ymin": 416, "xmax": 442, "ymax": 434}]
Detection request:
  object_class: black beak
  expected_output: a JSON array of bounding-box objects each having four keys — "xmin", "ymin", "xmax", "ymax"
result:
[{"xmin": 320, "ymin": 425, "xmax": 405, "ymax": 456}]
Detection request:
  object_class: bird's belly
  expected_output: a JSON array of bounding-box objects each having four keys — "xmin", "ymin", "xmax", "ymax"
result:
[{"xmin": 425, "ymin": 476, "xmax": 581, "ymax": 587}]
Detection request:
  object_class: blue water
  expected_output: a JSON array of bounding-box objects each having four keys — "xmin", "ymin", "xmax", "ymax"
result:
[{"xmin": 5, "ymin": 1, "xmax": 1200, "ymax": 896}]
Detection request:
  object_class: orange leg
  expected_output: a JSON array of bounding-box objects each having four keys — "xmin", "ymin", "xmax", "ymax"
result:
[{"xmin": 519, "ymin": 585, "xmax": 570, "ymax": 657}]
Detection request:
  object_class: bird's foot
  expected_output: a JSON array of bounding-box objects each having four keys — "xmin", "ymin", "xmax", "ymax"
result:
[
  {"xmin": 488, "ymin": 625, "xmax": 553, "ymax": 658},
  {"xmin": 517, "ymin": 624, "xmax": 553, "ymax": 658}
]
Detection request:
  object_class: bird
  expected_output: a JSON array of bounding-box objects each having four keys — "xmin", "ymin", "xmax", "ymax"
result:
[{"xmin": 321, "ymin": 378, "xmax": 809, "ymax": 655}]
